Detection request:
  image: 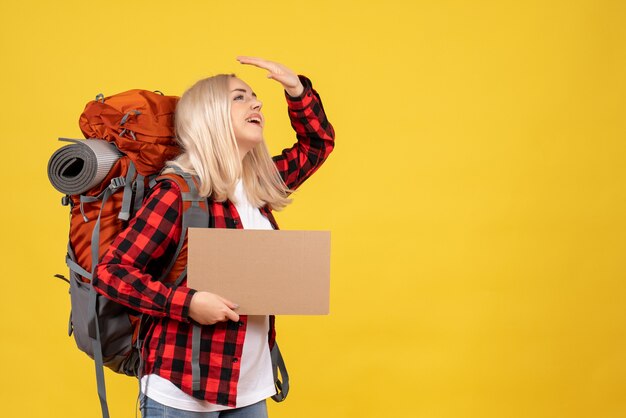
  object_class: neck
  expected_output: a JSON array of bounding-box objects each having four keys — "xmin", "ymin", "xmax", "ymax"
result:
[{"xmin": 238, "ymin": 147, "xmax": 252, "ymax": 161}]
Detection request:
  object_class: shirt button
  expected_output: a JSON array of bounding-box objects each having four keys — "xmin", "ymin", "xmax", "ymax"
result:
[
  {"xmin": 238, "ymin": 321, "xmax": 244, "ymax": 327},
  {"xmin": 233, "ymin": 358, "xmax": 239, "ymax": 363},
  {"xmin": 233, "ymin": 219, "xmax": 239, "ymax": 225}
]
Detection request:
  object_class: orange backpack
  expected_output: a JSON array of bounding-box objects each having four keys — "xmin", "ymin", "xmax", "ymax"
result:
[
  {"xmin": 66, "ymin": 90, "xmax": 181, "ymax": 274},
  {"xmin": 49, "ymin": 89, "xmax": 180, "ymax": 418}
]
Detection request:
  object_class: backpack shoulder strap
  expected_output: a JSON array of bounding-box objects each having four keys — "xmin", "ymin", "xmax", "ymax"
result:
[
  {"xmin": 155, "ymin": 168, "xmax": 210, "ymax": 286},
  {"xmin": 156, "ymin": 168, "xmax": 210, "ymax": 391},
  {"xmin": 271, "ymin": 342, "xmax": 290, "ymax": 402}
]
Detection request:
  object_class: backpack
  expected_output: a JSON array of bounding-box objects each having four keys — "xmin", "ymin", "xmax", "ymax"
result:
[
  {"xmin": 49, "ymin": 89, "xmax": 289, "ymax": 418},
  {"xmin": 49, "ymin": 89, "xmax": 180, "ymax": 417}
]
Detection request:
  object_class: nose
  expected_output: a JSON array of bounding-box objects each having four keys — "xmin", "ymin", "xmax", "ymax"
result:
[{"xmin": 251, "ymin": 98, "xmax": 262, "ymax": 111}]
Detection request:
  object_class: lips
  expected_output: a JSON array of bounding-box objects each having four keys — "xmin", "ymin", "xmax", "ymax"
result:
[{"xmin": 245, "ymin": 113, "xmax": 263, "ymax": 127}]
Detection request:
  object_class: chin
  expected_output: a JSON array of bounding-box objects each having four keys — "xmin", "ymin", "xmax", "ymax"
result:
[
  {"xmin": 238, "ymin": 137, "xmax": 264, "ymax": 154},
  {"xmin": 250, "ymin": 135, "xmax": 265, "ymax": 146}
]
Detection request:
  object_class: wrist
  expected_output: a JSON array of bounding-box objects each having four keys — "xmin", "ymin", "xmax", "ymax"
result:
[{"xmin": 285, "ymin": 84, "xmax": 304, "ymax": 98}]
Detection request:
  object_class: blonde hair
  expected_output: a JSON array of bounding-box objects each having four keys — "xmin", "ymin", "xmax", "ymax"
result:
[{"xmin": 164, "ymin": 74, "xmax": 292, "ymax": 210}]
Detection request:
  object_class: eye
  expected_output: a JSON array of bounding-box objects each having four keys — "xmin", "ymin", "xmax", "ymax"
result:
[{"xmin": 233, "ymin": 94, "xmax": 244, "ymax": 101}]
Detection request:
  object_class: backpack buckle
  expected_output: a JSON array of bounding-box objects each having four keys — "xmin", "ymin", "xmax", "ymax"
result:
[
  {"xmin": 110, "ymin": 177, "xmax": 126, "ymax": 190},
  {"xmin": 61, "ymin": 195, "xmax": 70, "ymax": 206}
]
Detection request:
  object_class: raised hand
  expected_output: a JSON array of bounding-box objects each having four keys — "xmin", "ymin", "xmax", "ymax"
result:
[{"xmin": 237, "ymin": 56, "xmax": 304, "ymax": 97}]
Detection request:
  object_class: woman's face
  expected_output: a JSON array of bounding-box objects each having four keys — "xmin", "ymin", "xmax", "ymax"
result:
[{"xmin": 229, "ymin": 77, "xmax": 264, "ymax": 159}]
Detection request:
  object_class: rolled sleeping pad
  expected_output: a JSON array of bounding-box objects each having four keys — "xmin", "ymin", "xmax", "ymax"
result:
[{"xmin": 47, "ymin": 138, "xmax": 122, "ymax": 195}]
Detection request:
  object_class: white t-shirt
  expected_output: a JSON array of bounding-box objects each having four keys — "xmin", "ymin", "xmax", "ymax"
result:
[{"xmin": 141, "ymin": 179, "xmax": 276, "ymax": 411}]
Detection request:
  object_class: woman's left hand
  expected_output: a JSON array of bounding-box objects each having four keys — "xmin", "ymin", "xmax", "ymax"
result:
[{"xmin": 237, "ymin": 56, "xmax": 304, "ymax": 97}]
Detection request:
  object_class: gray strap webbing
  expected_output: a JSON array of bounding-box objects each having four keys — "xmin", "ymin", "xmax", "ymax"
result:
[
  {"xmin": 173, "ymin": 266, "xmax": 188, "ymax": 288},
  {"xmin": 79, "ymin": 182, "xmax": 121, "ymax": 223},
  {"xmin": 135, "ymin": 315, "xmax": 148, "ymax": 410},
  {"xmin": 79, "ymin": 195, "xmax": 100, "ymax": 222},
  {"xmin": 170, "ymin": 165, "xmax": 186, "ymax": 177},
  {"xmin": 179, "ymin": 172, "xmax": 207, "ymax": 393},
  {"xmin": 156, "ymin": 169, "xmax": 209, "ymax": 392},
  {"xmin": 88, "ymin": 285, "xmax": 110, "ymax": 418},
  {"xmin": 150, "ymin": 169, "xmax": 209, "ymax": 393},
  {"xmin": 118, "ymin": 162, "xmax": 136, "ymax": 221},
  {"xmin": 133, "ymin": 174, "xmax": 145, "ymax": 217},
  {"xmin": 184, "ymin": 188, "xmax": 209, "ymax": 390},
  {"xmin": 181, "ymin": 192, "xmax": 204, "ymax": 202},
  {"xmin": 156, "ymin": 175, "xmax": 208, "ymax": 282},
  {"xmin": 90, "ymin": 187, "xmax": 115, "ymax": 280},
  {"xmin": 86, "ymin": 179, "xmax": 125, "ymax": 418},
  {"xmin": 67, "ymin": 243, "xmax": 78, "ymax": 268},
  {"xmin": 65, "ymin": 255, "xmax": 92, "ymax": 280},
  {"xmin": 191, "ymin": 325, "xmax": 202, "ymax": 391},
  {"xmin": 87, "ymin": 182, "xmax": 111, "ymax": 338},
  {"xmin": 66, "ymin": 245, "xmax": 78, "ymax": 336},
  {"xmin": 270, "ymin": 343, "xmax": 290, "ymax": 402}
]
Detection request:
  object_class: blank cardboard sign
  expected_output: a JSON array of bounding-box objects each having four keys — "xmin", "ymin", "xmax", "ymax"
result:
[{"xmin": 187, "ymin": 228, "xmax": 331, "ymax": 315}]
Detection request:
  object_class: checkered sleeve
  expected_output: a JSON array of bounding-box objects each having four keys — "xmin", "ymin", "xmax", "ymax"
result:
[
  {"xmin": 93, "ymin": 181, "xmax": 196, "ymax": 322},
  {"xmin": 273, "ymin": 75, "xmax": 335, "ymax": 190}
]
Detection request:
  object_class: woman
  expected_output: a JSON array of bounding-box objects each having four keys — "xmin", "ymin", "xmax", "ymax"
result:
[{"xmin": 93, "ymin": 56, "xmax": 335, "ymax": 417}]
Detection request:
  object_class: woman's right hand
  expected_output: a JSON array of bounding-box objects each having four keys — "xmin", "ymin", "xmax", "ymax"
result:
[{"xmin": 188, "ymin": 291, "xmax": 240, "ymax": 325}]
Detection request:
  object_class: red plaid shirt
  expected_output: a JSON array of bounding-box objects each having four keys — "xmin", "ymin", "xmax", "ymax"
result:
[{"xmin": 93, "ymin": 76, "xmax": 334, "ymax": 407}]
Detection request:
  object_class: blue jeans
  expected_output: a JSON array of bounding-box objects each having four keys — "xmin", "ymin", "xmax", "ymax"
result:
[{"xmin": 140, "ymin": 396, "xmax": 268, "ymax": 418}]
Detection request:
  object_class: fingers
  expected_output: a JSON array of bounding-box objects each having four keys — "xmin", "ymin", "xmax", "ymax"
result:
[
  {"xmin": 236, "ymin": 56, "xmax": 273, "ymax": 71},
  {"xmin": 236, "ymin": 56, "xmax": 301, "ymax": 95},
  {"xmin": 218, "ymin": 295, "xmax": 239, "ymax": 311},
  {"xmin": 236, "ymin": 56, "xmax": 289, "ymax": 79},
  {"xmin": 216, "ymin": 295, "xmax": 240, "ymax": 322},
  {"xmin": 224, "ymin": 308, "xmax": 240, "ymax": 323}
]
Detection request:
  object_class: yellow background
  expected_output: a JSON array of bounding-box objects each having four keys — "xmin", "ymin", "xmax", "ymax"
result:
[{"xmin": 1, "ymin": 0, "xmax": 625, "ymax": 417}]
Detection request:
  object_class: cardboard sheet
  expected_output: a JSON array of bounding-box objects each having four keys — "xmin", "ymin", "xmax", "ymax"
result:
[{"xmin": 187, "ymin": 228, "xmax": 330, "ymax": 315}]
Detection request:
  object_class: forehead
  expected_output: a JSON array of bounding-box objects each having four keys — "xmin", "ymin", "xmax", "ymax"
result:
[{"xmin": 228, "ymin": 77, "xmax": 254, "ymax": 94}]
